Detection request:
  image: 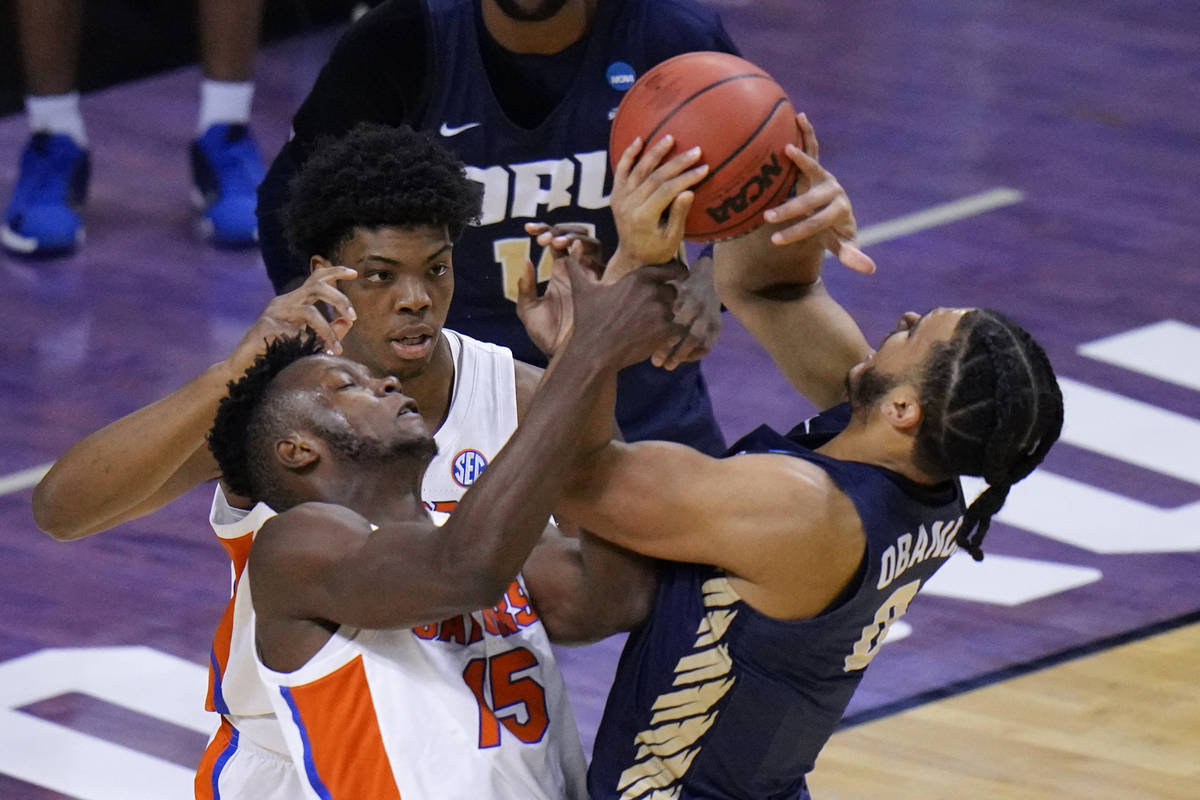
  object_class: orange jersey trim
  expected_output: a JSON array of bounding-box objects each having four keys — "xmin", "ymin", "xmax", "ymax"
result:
[{"xmin": 281, "ymin": 655, "xmax": 403, "ymax": 800}]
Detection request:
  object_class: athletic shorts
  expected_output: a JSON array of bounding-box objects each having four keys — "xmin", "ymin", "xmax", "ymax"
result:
[{"xmin": 195, "ymin": 716, "xmax": 304, "ymax": 800}]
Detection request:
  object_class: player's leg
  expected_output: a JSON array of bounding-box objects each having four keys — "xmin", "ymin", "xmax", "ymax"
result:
[
  {"xmin": 2, "ymin": 0, "xmax": 90, "ymax": 256},
  {"xmin": 191, "ymin": 0, "xmax": 266, "ymax": 248}
]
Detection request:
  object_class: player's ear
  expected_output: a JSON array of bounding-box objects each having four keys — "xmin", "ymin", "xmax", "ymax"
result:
[
  {"xmin": 310, "ymin": 254, "xmax": 330, "ymax": 275},
  {"xmin": 880, "ymin": 384, "xmax": 922, "ymax": 433},
  {"xmin": 275, "ymin": 434, "xmax": 320, "ymax": 471}
]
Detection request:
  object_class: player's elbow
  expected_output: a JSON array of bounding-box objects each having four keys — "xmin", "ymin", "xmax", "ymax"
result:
[
  {"xmin": 444, "ymin": 558, "xmax": 515, "ymax": 613},
  {"xmin": 32, "ymin": 476, "xmax": 86, "ymax": 541}
]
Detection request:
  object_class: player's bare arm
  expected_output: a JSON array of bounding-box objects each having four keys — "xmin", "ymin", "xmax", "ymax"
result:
[
  {"xmin": 32, "ymin": 266, "xmax": 357, "ymax": 540},
  {"xmin": 520, "ymin": 520, "xmax": 657, "ymax": 645},
  {"xmin": 515, "ymin": 224, "xmax": 659, "ymax": 643},
  {"xmin": 714, "ymin": 116, "xmax": 874, "ymax": 410},
  {"xmin": 560, "ymin": 440, "xmax": 865, "ymax": 620}
]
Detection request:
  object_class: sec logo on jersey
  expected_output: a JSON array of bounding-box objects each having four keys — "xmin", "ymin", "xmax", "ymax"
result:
[{"xmin": 452, "ymin": 449, "xmax": 489, "ymax": 487}]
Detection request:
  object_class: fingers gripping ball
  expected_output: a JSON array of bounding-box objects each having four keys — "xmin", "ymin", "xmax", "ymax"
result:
[{"xmin": 609, "ymin": 52, "xmax": 800, "ymax": 241}]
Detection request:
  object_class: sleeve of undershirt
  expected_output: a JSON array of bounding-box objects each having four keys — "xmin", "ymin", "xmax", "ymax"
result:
[{"xmin": 258, "ymin": 0, "xmax": 432, "ymax": 294}]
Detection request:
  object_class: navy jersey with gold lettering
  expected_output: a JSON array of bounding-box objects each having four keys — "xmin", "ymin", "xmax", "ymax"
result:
[
  {"xmin": 588, "ymin": 405, "xmax": 967, "ymax": 799},
  {"xmin": 259, "ymin": 0, "xmax": 739, "ymax": 454}
]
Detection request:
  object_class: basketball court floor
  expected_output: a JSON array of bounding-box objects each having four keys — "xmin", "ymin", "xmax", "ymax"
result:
[{"xmin": 1, "ymin": 1, "xmax": 1197, "ymax": 797}]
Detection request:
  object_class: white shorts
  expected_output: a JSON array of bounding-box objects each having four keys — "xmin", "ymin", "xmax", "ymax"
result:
[{"xmin": 195, "ymin": 717, "xmax": 305, "ymax": 800}]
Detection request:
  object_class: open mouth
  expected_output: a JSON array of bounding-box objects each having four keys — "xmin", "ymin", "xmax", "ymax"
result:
[{"xmin": 389, "ymin": 333, "xmax": 433, "ymax": 359}]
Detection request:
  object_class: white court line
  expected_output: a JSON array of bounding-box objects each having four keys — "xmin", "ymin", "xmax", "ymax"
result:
[
  {"xmin": 1079, "ymin": 319, "xmax": 1200, "ymax": 392},
  {"xmin": 0, "ymin": 188, "xmax": 1023, "ymax": 501},
  {"xmin": 857, "ymin": 187, "xmax": 1025, "ymax": 246},
  {"xmin": 0, "ymin": 463, "xmax": 52, "ymax": 497}
]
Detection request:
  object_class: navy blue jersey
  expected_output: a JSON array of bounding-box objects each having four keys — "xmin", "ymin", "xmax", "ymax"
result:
[
  {"xmin": 258, "ymin": 0, "xmax": 739, "ymax": 454},
  {"xmin": 588, "ymin": 405, "xmax": 966, "ymax": 799}
]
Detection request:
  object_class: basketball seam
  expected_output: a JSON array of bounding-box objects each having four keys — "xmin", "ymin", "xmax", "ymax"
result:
[{"xmin": 640, "ymin": 74, "xmax": 780, "ymax": 146}]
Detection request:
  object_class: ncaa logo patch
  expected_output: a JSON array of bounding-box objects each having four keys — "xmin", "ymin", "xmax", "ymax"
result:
[
  {"xmin": 452, "ymin": 449, "xmax": 488, "ymax": 487},
  {"xmin": 606, "ymin": 61, "xmax": 636, "ymax": 91}
]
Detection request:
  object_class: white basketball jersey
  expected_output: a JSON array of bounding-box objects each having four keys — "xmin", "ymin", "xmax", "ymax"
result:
[
  {"xmin": 204, "ymin": 330, "xmax": 527, "ymax": 755},
  {"xmin": 258, "ymin": 577, "xmax": 587, "ymax": 799},
  {"xmin": 423, "ymin": 329, "xmax": 519, "ymax": 512}
]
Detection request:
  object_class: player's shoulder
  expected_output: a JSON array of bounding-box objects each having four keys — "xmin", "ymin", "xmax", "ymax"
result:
[
  {"xmin": 327, "ymin": 0, "xmax": 428, "ymax": 59},
  {"xmin": 728, "ymin": 449, "xmax": 848, "ymax": 526},
  {"xmin": 631, "ymin": 0, "xmax": 738, "ymax": 56},
  {"xmin": 258, "ymin": 502, "xmax": 372, "ymax": 552},
  {"xmin": 446, "ymin": 328, "xmax": 516, "ymax": 360}
]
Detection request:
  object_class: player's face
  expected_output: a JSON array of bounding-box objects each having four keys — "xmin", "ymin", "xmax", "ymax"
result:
[
  {"xmin": 284, "ymin": 355, "xmax": 433, "ymax": 456},
  {"xmin": 334, "ymin": 225, "xmax": 454, "ymax": 381},
  {"xmin": 847, "ymin": 307, "xmax": 971, "ymax": 400},
  {"xmin": 490, "ymin": 0, "xmax": 570, "ymax": 22}
]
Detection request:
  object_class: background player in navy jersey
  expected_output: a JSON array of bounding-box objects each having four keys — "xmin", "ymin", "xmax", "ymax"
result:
[
  {"xmin": 544, "ymin": 116, "xmax": 1066, "ymax": 798},
  {"xmin": 256, "ymin": 0, "xmax": 742, "ymax": 457}
]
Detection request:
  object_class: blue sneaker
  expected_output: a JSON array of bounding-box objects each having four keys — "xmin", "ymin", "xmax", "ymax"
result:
[
  {"xmin": 191, "ymin": 123, "xmax": 265, "ymax": 247},
  {"xmin": 1, "ymin": 132, "xmax": 90, "ymax": 257}
]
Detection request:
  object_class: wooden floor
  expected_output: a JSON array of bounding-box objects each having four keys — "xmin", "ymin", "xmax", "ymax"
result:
[{"xmin": 809, "ymin": 622, "xmax": 1200, "ymax": 799}]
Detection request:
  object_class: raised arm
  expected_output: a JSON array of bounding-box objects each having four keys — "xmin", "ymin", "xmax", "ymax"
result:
[
  {"xmin": 714, "ymin": 114, "xmax": 875, "ymax": 411},
  {"xmin": 32, "ymin": 267, "xmax": 356, "ymax": 539}
]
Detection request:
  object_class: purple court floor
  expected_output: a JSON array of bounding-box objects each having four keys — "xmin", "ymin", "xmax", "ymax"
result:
[{"xmin": 1, "ymin": 1, "xmax": 1198, "ymax": 797}]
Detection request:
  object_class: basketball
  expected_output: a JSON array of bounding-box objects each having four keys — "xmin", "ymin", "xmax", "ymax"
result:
[{"xmin": 609, "ymin": 51, "xmax": 801, "ymax": 241}]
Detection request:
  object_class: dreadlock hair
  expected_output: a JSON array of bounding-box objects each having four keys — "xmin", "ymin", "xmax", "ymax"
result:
[
  {"xmin": 207, "ymin": 331, "xmax": 324, "ymax": 509},
  {"xmin": 912, "ymin": 309, "xmax": 1063, "ymax": 561},
  {"xmin": 281, "ymin": 122, "xmax": 484, "ymax": 262}
]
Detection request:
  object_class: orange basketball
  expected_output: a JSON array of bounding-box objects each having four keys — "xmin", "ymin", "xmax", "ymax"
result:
[{"xmin": 609, "ymin": 51, "xmax": 800, "ymax": 241}]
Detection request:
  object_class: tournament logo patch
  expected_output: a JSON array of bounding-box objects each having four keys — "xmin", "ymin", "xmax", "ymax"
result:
[
  {"xmin": 452, "ymin": 449, "xmax": 488, "ymax": 487},
  {"xmin": 606, "ymin": 61, "xmax": 636, "ymax": 91}
]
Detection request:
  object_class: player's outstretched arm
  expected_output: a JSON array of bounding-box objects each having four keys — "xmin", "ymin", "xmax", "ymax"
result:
[
  {"xmin": 251, "ymin": 256, "xmax": 684, "ymax": 639},
  {"xmin": 713, "ymin": 115, "xmax": 873, "ymax": 411},
  {"xmin": 32, "ymin": 267, "xmax": 357, "ymax": 540},
  {"xmin": 514, "ymin": 227, "xmax": 660, "ymax": 642},
  {"xmin": 560, "ymin": 440, "xmax": 864, "ymax": 620}
]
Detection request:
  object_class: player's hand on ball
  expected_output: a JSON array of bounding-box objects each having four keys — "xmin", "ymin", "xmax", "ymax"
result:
[
  {"xmin": 763, "ymin": 113, "xmax": 876, "ymax": 275},
  {"xmin": 225, "ymin": 266, "xmax": 358, "ymax": 373},
  {"xmin": 608, "ymin": 134, "xmax": 709, "ymax": 280}
]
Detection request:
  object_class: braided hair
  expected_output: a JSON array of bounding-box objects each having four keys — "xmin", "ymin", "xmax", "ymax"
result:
[
  {"xmin": 913, "ymin": 309, "xmax": 1063, "ymax": 560},
  {"xmin": 208, "ymin": 331, "xmax": 323, "ymax": 506}
]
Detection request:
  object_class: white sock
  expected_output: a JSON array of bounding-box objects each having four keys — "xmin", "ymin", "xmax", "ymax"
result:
[
  {"xmin": 198, "ymin": 80, "xmax": 255, "ymax": 134},
  {"xmin": 26, "ymin": 93, "xmax": 88, "ymax": 148}
]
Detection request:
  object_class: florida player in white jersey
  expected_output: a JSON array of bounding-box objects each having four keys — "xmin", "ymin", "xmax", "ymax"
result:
[
  {"xmin": 198, "ymin": 327, "xmax": 526, "ymax": 784},
  {"xmin": 204, "ymin": 216, "xmax": 682, "ymax": 798},
  {"xmin": 32, "ymin": 122, "xmax": 672, "ymax": 798}
]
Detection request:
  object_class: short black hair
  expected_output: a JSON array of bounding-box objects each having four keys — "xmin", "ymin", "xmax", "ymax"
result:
[
  {"xmin": 208, "ymin": 332, "xmax": 323, "ymax": 505},
  {"xmin": 913, "ymin": 309, "xmax": 1063, "ymax": 560},
  {"xmin": 281, "ymin": 122, "xmax": 483, "ymax": 262}
]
